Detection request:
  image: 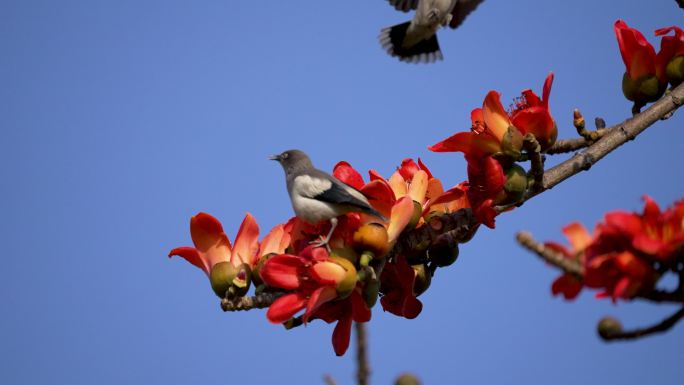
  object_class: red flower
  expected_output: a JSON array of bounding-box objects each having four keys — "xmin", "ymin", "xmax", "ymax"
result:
[
  {"xmin": 584, "ymin": 251, "xmax": 654, "ymax": 302},
  {"xmin": 379, "ymin": 256, "xmax": 422, "ymax": 319},
  {"xmin": 429, "ymin": 91, "xmax": 520, "ymax": 159},
  {"xmin": 510, "ymin": 72, "xmax": 557, "ymax": 150},
  {"xmin": 169, "ymin": 212, "xmax": 260, "ymax": 275},
  {"xmin": 614, "ymin": 20, "xmax": 665, "ymax": 105},
  {"xmin": 464, "ymin": 155, "xmax": 505, "ymax": 228},
  {"xmin": 656, "ymin": 26, "xmax": 684, "ymax": 86},
  {"xmin": 260, "ymin": 245, "xmax": 367, "ymax": 356},
  {"xmin": 544, "ymin": 222, "xmax": 593, "ymax": 300},
  {"xmin": 630, "ymin": 196, "xmax": 684, "ymax": 262}
]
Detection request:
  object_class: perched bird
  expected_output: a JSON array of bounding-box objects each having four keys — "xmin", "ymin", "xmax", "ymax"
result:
[
  {"xmin": 379, "ymin": 0, "xmax": 484, "ymax": 63},
  {"xmin": 270, "ymin": 149, "xmax": 385, "ymax": 248}
]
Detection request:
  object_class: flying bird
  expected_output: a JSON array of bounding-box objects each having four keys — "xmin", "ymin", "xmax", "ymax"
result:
[
  {"xmin": 379, "ymin": 0, "xmax": 484, "ymax": 63},
  {"xmin": 270, "ymin": 149, "xmax": 385, "ymax": 249}
]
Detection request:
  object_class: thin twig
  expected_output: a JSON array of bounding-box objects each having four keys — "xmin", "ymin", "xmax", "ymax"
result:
[
  {"xmin": 355, "ymin": 322, "xmax": 370, "ymax": 385},
  {"xmin": 220, "ymin": 291, "xmax": 284, "ymax": 311},
  {"xmin": 523, "ymin": 134, "xmax": 544, "ymax": 191},
  {"xmin": 516, "ymin": 231, "xmax": 684, "ymax": 304},
  {"xmin": 516, "ymin": 231, "xmax": 582, "ymax": 278},
  {"xmin": 324, "ymin": 374, "xmax": 340, "ymax": 385},
  {"xmin": 601, "ymin": 307, "xmax": 684, "ymax": 341}
]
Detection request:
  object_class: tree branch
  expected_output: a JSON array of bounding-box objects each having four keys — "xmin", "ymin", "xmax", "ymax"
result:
[
  {"xmin": 601, "ymin": 307, "xmax": 684, "ymax": 341},
  {"xmin": 525, "ymin": 82, "xmax": 684, "ymax": 202},
  {"xmin": 516, "ymin": 231, "xmax": 582, "ymax": 279},
  {"xmin": 516, "ymin": 231, "xmax": 684, "ymax": 304},
  {"xmin": 221, "ymin": 81, "xmax": 684, "ymax": 314},
  {"xmin": 355, "ymin": 322, "xmax": 370, "ymax": 385},
  {"xmin": 220, "ymin": 291, "xmax": 284, "ymax": 311}
]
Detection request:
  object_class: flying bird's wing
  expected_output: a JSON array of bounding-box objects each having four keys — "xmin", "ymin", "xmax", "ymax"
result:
[
  {"xmin": 387, "ymin": 0, "xmax": 419, "ymax": 12},
  {"xmin": 449, "ymin": 0, "xmax": 484, "ymax": 29}
]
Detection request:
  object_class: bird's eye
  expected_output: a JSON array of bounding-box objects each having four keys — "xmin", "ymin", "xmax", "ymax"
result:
[{"xmin": 282, "ymin": 153, "xmax": 289, "ymax": 159}]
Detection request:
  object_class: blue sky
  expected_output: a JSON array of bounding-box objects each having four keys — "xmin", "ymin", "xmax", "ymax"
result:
[{"xmin": 2, "ymin": 1, "xmax": 683, "ymax": 384}]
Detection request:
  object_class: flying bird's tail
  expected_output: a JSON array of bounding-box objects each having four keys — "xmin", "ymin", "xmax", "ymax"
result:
[{"xmin": 379, "ymin": 21, "xmax": 443, "ymax": 64}]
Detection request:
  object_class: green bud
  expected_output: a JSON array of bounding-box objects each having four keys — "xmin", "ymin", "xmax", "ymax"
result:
[
  {"xmin": 329, "ymin": 256, "xmax": 357, "ymax": 299},
  {"xmin": 666, "ymin": 55, "xmax": 684, "ymax": 87},
  {"xmin": 428, "ymin": 235, "xmax": 459, "ymax": 267},
  {"xmin": 639, "ymin": 75, "xmax": 664, "ymax": 102},
  {"xmin": 502, "ymin": 125, "xmax": 523, "ymax": 160},
  {"xmin": 330, "ymin": 247, "xmax": 359, "ymax": 265},
  {"xmin": 597, "ymin": 317, "xmax": 623, "ymax": 339},
  {"xmin": 502, "ymin": 164, "xmax": 528, "ymax": 205},
  {"xmin": 363, "ymin": 279, "xmax": 380, "ymax": 309},
  {"xmin": 395, "ymin": 373, "xmax": 421, "ymax": 385},
  {"xmin": 412, "ymin": 264, "xmax": 431, "ymax": 296},
  {"xmin": 231, "ymin": 263, "xmax": 252, "ymax": 297},
  {"xmin": 252, "ymin": 253, "xmax": 274, "ymax": 286},
  {"xmin": 622, "ymin": 72, "xmax": 639, "ymax": 101},
  {"xmin": 405, "ymin": 200, "xmax": 423, "ymax": 231},
  {"xmin": 209, "ymin": 262, "xmax": 238, "ymax": 298}
]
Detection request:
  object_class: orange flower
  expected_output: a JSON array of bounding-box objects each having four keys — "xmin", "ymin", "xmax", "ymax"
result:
[{"xmin": 168, "ymin": 212, "xmax": 260, "ymax": 275}]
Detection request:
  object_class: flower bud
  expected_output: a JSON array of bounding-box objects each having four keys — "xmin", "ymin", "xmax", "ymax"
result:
[
  {"xmin": 209, "ymin": 262, "xmax": 238, "ymax": 298},
  {"xmin": 330, "ymin": 246, "xmax": 359, "ymax": 265},
  {"xmin": 353, "ymin": 223, "xmax": 390, "ymax": 257},
  {"xmin": 622, "ymin": 73, "xmax": 665, "ymax": 105},
  {"xmin": 573, "ymin": 109, "xmax": 585, "ymax": 131},
  {"xmin": 412, "ymin": 263, "xmax": 431, "ymax": 296},
  {"xmin": 405, "ymin": 200, "xmax": 423, "ymax": 231},
  {"xmin": 395, "ymin": 373, "xmax": 421, "ymax": 385},
  {"xmin": 363, "ymin": 279, "xmax": 380, "ymax": 308},
  {"xmin": 502, "ymin": 125, "xmax": 524, "ymax": 160},
  {"xmin": 428, "ymin": 234, "xmax": 459, "ymax": 267},
  {"xmin": 231, "ymin": 263, "xmax": 252, "ymax": 297},
  {"xmin": 329, "ymin": 256, "xmax": 358, "ymax": 298},
  {"xmin": 252, "ymin": 253, "xmax": 274, "ymax": 286},
  {"xmin": 502, "ymin": 164, "xmax": 528, "ymax": 204},
  {"xmin": 597, "ymin": 317, "xmax": 623, "ymax": 339},
  {"xmin": 666, "ymin": 55, "xmax": 684, "ymax": 87}
]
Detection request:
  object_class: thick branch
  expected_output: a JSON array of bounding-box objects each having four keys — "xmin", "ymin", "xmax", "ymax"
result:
[
  {"xmin": 601, "ymin": 307, "xmax": 684, "ymax": 341},
  {"xmin": 355, "ymin": 322, "xmax": 370, "ymax": 385},
  {"xmin": 220, "ymin": 291, "xmax": 284, "ymax": 311},
  {"xmin": 526, "ymin": 82, "xmax": 684, "ymax": 201}
]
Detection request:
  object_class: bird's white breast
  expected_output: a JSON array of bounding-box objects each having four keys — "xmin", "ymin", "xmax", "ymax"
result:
[
  {"xmin": 292, "ymin": 175, "xmax": 332, "ymax": 198},
  {"xmin": 289, "ymin": 175, "xmax": 339, "ymax": 224}
]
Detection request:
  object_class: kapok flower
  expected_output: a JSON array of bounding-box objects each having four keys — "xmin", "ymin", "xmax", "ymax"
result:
[
  {"xmin": 614, "ymin": 20, "xmax": 666, "ymax": 107},
  {"xmin": 510, "ymin": 72, "xmax": 557, "ymax": 150},
  {"xmin": 429, "ymin": 91, "xmax": 522, "ymax": 160},
  {"xmin": 379, "ymin": 256, "xmax": 423, "ymax": 319},
  {"xmin": 629, "ymin": 196, "xmax": 684, "ymax": 262},
  {"xmin": 260, "ymin": 245, "xmax": 367, "ymax": 356},
  {"xmin": 464, "ymin": 155, "xmax": 505, "ymax": 228},
  {"xmin": 656, "ymin": 26, "xmax": 684, "ymax": 87},
  {"xmin": 544, "ymin": 222, "xmax": 593, "ymax": 300},
  {"xmin": 168, "ymin": 212, "xmax": 260, "ymax": 297}
]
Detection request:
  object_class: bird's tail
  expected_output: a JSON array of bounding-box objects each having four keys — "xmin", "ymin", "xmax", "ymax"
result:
[{"xmin": 379, "ymin": 21, "xmax": 443, "ymax": 64}]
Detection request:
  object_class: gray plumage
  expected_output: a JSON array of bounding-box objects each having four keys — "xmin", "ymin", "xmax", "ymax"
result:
[
  {"xmin": 270, "ymin": 149, "xmax": 385, "ymax": 226},
  {"xmin": 379, "ymin": 0, "xmax": 484, "ymax": 63}
]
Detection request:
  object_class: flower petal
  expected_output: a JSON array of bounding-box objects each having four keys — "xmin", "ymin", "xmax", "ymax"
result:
[
  {"xmin": 260, "ymin": 254, "xmax": 306, "ymax": 289},
  {"xmin": 260, "ymin": 224, "xmax": 291, "ymax": 257},
  {"xmin": 231, "ymin": 213, "xmax": 260, "ymax": 267},
  {"xmin": 303, "ymin": 286, "xmax": 338, "ymax": 322},
  {"xmin": 332, "ymin": 314, "xmax": 353, "ymax": 356},
  {"xmin": 388, "ymin": 171, "xmax": 408, "ymax": 199},
  {"xmin": 387, "ymin": 196, "xmax": 415, "ymax": 243},
  {"xmin": 562, "ymin": 222, "xmax": 592, "ymax": 252},
  {"xmin": 360, "ymin": 179, "xmax": 395, "ymax": 219},
  {"xmin": 482, "ymin": 91, "xmax": 511, "ymax": 141},
  {"xmin": 266, "ymin": 293, "xmax": 308, "ymax": 324},
  {"xmin": 168, "ymin": 246, "xmax": 210, "ymax": 275},
  {"xmin": 190, "ymin": 212, "xmax": 230, "ymax": 252},
  {"xmin": 333, "ymin": 161, "xmax": 365, "ymax": 190},
  {"xmin": 398, "ymin": 159, "xmax": 420, "ymax": 181},
  {"xmin": 408, "ymin": 170, "xmax": 428, "ymax": 203},
  {"xmin": 310, "ymin": 261, "xmax": 347, "ymax": 285}
]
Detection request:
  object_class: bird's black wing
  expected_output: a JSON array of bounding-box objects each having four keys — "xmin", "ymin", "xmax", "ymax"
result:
[
  {"xmin": 449, "ymin": 0, "xmax": 484, "ymax": 29},
  {"xmin": 313, "ymin": 179, "xmax": 373, "ymax": 211},
  {"xmin": 387, "ymin": 0, "xmax": 419, "ymax": 13}
]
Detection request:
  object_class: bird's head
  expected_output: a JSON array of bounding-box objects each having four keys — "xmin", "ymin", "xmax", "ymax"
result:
[{"xmin": 269, "ymin": 149, "xmax": 314, "ymax": 175}]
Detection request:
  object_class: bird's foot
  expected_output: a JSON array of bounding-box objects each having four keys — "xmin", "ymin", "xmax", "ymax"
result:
[{"xmin": 309, "ymin": 236, "xmax": 331, "ymax": 252}]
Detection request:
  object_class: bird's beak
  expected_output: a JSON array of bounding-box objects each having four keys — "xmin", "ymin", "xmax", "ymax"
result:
[{"xmin": 268, "ymin": 154, "xmax": 281, "ymax": 161}]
